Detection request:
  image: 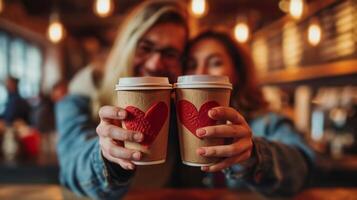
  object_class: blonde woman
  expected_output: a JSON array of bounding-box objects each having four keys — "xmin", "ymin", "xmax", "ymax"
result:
[{"xmin": 56, "ymin": 1, "xmax": 188, "ymax": 199}]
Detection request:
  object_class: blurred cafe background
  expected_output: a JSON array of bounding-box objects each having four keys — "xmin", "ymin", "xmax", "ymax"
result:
[{"xmin": 0, "ymin": 0, "xmax": 357, "ymax": 199}]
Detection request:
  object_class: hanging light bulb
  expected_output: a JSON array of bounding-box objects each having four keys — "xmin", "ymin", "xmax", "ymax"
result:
[
  {"xmin": 0, "ymin": 0, "xmax": 4, "ymax": 14},
  {"xmin": 47, "ymin": 12, "xmax": 65, "ymax": 43},
  {"xmin": 289, "ymin": 0, "xmax": 304, "ymax": 20},
  {"xmin": 94, "ymin": 0, "xmax": 114, "ymax": 18},
  {"xmin": 279, "ymin": 0, "xmax": 289, "ymax": 13},
  {"xmin": 190, "ymin": 0, "xmax": 207, "ymax": 18},
  {"xmin": 308, "ymin": 21, "xmax": 322, "ymax": 46},
  {"xmin": 234, "ymin": 21, "xmax": 250, "ymax": 43}
]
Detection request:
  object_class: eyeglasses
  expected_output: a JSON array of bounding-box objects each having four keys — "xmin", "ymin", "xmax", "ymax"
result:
[{"xmin": 135, "ymin": 40, "xmax": 182, "ymax": 63}]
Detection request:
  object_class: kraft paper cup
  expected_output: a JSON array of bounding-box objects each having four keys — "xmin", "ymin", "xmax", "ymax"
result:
[
  {"xmin": 116, "ymin": 77, "xmax": 172, "ymax": 165},
  {"xmin": 174, "ymin": 75, "xmax": 232, "ymax": 166}
]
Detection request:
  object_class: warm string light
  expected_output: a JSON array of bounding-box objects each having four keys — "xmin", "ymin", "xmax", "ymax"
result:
[
  {"xmin": 279, "ymin": 0, "xmax": 289, "ymax": 13},
  {"xmin": 308, "ymin": 22, "xmax": 322, "ymax": 46},
  {"xmin": 47, "ymin": 13, "xmax": 65, "ymax": 43},
  {"xmin": 190, "ymin": 0, "xmax": 207, "ymax": 18},
  {"xmin": 48, "ymin": 21, "xmax": 64, "ymax": 43},
  {"xmin": 234, "ymin": 22, "xmax": 249, "ymax": 43},
  {"xmin": 94, "ymin": 0, "xmax": 114, "ymax": 18},
  {"xmin": 289, "ymin": 0, "xmax": 304, "ymax": 20}
]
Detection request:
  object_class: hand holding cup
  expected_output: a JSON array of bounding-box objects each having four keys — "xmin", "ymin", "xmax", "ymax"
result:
[
  {"xmin": 96, "ymin": 105, "xmax": 143, "ymax": 170},
  {"xmin": 195, "ymin": 106, "xmax": 254, "ymax": 172}
]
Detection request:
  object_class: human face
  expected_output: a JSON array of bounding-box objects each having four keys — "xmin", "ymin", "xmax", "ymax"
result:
[
  {"xmin": 133, "ymin": 23, "xmax": 186, "ymax": 82},
  {"xmin": 186, "ymin": 38, "xmax": 237, "ymax": 84}
]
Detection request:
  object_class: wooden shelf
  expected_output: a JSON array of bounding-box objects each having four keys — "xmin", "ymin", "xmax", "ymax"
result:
[{"xmin": 258, "ymin": 59, "xmax": 357, "ymax": 85}]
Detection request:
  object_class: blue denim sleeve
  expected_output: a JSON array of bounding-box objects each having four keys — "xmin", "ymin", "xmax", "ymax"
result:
[
  {"xmin": 55, "ymin": 95, "xmax": 130, "ymax": 200},
  {"xmin": 225, "ymin": 113, "xmax": 315, "ymax": 196}
]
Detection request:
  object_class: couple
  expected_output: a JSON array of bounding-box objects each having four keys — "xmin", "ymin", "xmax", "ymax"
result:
[{"xmin": 56, "ymin": 1, "xmax": 314, "ymax": 199}]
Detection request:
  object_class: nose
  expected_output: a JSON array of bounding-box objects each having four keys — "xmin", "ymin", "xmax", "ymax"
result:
[
  {"xmin": 195, "ymin": 65, "xmax": 207, "ymax": 75},
  {"xmin": 144, "ymin": 53, "xmax": 165, "ymax": 72}
]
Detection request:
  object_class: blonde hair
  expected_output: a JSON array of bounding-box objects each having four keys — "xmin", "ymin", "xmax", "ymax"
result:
[{"xmin": 92, "ymin": 0, "xmax": 188, "ymax": 120}]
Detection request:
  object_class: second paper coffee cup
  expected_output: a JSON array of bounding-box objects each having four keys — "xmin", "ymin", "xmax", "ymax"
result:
[{"xmin": 175, "ymin": 75, "xmax": 232, "ymax": 167}]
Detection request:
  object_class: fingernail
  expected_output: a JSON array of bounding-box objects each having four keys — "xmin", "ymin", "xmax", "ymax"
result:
[
  {"xmin": 201, "ymin": 166, "xmax": 209, "ymax": 171},
  {"xmin": 132, "ymin": 152, "xmax": 141, "ymax": 160},
  {"xmin": 128, "ymin": 164, "xmax": 134, "ymax": 170},
  {"xmin": 196, "ymin": 129, "xmax": 206, "ymax": 137},
  {"xmin": 210, "ymin": 109, "xmax": 217, "ymax": 117},
  {"xmin": 197, "ymin": 148, "xmax": 205, "ymax": 156},
  {"xmin": 134, "ymin": 133, "xmax": 143, "ymax": 142},
  {"xmin": 118, "ymin": 110, "xmax": 126, "ymax": 118}
]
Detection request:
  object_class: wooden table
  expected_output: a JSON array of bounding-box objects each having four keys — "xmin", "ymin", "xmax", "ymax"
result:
[{"xmin": 1, "ymin": 185, "xmax": 357, "ymax": 200}]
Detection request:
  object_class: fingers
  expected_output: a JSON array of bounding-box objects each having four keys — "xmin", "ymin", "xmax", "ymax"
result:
[
  {"xmin": 208, "ymin": 107, "xmax": 246, "ymax": 125},
  {"xmin": 201, "ymin": 150, "xmax": 252, "ymax": 172},
  {"xmin": 101, "ymin": 149, "xmax": 136, "ymax": 170},
  {"xmin": 99, "ymin": 106, "xmax": 127, "ymax": 122},
  {"xmin": 97, "ymin": 105, "xmax": 143, "ymax": 171},
  {"xmin": 97, "ymin": 122, "xmax": 143, "ymax": 143},
  {"xmin": 100, "ymin": 138, "xmax": 142, "ymax": 161},
  {"xmin": 197, "ymin": 138, "xmax": 253, "ymax": 157},
  {"xmin": 196, "ymin": 124, "xmax": 251, "ymax": 138}
]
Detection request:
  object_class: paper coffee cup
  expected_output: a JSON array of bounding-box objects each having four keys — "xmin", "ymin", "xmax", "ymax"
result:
[
  {"xmin": 174, "ymin": 75, "xmax": 232, "ymax": 167},
  {"xmin": 116, "ymin": 77, "xmax": 172, "ymax": 165}
]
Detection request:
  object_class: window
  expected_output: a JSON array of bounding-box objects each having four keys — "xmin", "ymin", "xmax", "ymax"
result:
[
  {"xmin": 0, "ymin": 31, "xmax": 43, "ymax": 115},
  {"xmin": 0, "ymin": 32, "xmax": 8, "ymax": 115}
]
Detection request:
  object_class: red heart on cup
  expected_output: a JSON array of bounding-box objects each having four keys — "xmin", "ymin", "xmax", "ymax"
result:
[
  {"xmin": 124, "ymin": 102, "xmax": 168, "ymax": 146},
  {"xmin": 177, "ymin": 100, "xmax": 219, "ymax": 138}
]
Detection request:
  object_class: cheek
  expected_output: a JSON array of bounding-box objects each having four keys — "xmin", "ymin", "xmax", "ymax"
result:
[
  {"xmin": 222, "ymin": 64, "xmax": 234, "ymax": 76},
  {"xmin": 208, "ymin": 67, "xmax": 225, "ymax": 76},
  {"xmin": 219, "ymin": 63, "xmax": 236, "ymax": 80}
]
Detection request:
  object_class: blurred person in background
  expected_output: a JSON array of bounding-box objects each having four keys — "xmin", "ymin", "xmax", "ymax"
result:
[
  {"xmin": 51, "ymin": 80, "xmax": 68, "ymax": 103},
  {"xmin": 31, "ymin": 80, "xmax": 67, "ymax": 156},
  {"xmin": 0, "ymin": 77, "xmax": 30, "ymax": 126},
  {"xmin": 31, "ymin": 80, "xmax": 68, "ymax": 134}
]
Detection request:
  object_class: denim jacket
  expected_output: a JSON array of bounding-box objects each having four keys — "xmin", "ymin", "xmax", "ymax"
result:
[
  {"xmin": 226, "ymin": 112, "xmax": 315, "ymax": 196},
  {"xmin": 56, "ymin": 95, "xmax": 315, "ymax": 199},
  {"xmin": 56, "ymin": 95, "xmax": 130, "ymax": 200}
]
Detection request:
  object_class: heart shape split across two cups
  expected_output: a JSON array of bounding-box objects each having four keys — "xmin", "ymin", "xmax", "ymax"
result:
[{"xmin": 116, "ymin": 75, "xmax": 232, "ymax": 166}]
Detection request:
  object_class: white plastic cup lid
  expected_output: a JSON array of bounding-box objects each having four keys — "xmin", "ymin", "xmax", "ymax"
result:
[
  {"xmin": 174, "ymin": 75, "xmax": 232, "ymax": 89},
  {"xmin": 116, "ymin": 77, "xmax": 172, "ymax": 90}
]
